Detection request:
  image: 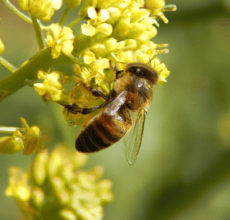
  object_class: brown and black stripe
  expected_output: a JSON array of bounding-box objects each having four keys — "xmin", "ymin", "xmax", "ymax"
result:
[{"xmin": 75, "ymin": 107, "xmax": 132, "ymax": 153}]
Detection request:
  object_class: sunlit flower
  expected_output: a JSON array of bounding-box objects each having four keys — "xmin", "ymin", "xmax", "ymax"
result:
[
  {"xmin": 150, "ymin": 57, "xmax": 170, "ymax": 84},
  {"xmin": 18, "ymin": 0, "xmax": 62, "ymax": 21},
  {"xmin": 87, "ymin": 7, "xmax": 110, "ymax": 25},
  {"xmin": 34, "ymin": 70, "xmax": 64, "ymax": 102},
  {"xmin": 81, "ymin": 23, "xmax": 97, "ymax": 36},
  {"xmin": 6, "ymin": 146, "xmax": 113, "ymax": 220},
  {"xmin": 45, "ymin": 23, "xmax": 74, "ymax": 59}
]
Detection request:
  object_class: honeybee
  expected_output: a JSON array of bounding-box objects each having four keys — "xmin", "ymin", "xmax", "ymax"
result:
[{"xmin": 63, "ymin": 63, "xmax": 158, "ymax": 165}]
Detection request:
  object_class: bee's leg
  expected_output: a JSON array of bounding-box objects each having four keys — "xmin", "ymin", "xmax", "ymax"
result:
[
  {"xmin": 82, "ymin": 82, "xmax": 109, "ymax": 101},
  {"xmin": 116, "ymin": 70, "xmax": 123, "ymax": 79},
  {"xmin": 109, "ymin": 60, "xmax": 124, "ymax": 79},
  {"xmin": 64, "ymin": 102, "xmax": 107, "ymax": 115}
]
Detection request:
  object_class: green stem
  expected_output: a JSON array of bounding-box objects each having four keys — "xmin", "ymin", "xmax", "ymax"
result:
[
  {"xmin": 0, "ymin": 48, "xmax": 75, "ymax": 103},
  {"xmin": 0, "ymin": 56, "xmax": 17, "ymax": 73},
  {"xmin": 59, "ymin": 8, "xmax": 70, "ymax": 26},
  {"xmin": 68, "ymin": 17, "xmax": 83, "ymax": 28},
  {"xmin": 31, "ymin": 16, "xmax": 45, "ymax": 50},
  {"xmin": 2, "ymin": 0, "xmax": 43, "ymax": 27}
]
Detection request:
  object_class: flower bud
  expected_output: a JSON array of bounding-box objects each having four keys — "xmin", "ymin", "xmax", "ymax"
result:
[
  {"xmin": 0, "ymin": 135, "xmax": 24, "ymax": 154},
  {"xmin": 31, "ymin": 150, "xmax": 48, "ymax": 185},
  {"xmin": 18, "ymin": 0, "xmax": 62, "ymax": 21},
  {"xmin": 31, "ymin": 187, "xmax": 45, "ymax": 210},
  {"xmin": 145, "ymin": 0, "xmax": 165, "ymax": 9},
  {"xmin": 17, "ymin": 0, "xmax": 29, "ymax": 11},
  {"xmin": 65, "ymin": 0, "xmax": 81, "ymax": 9},
  {"xmin": 0, "ymin": 39, "xmax": 5, "ymax": 55},
  {"xmin": 73, "ymin": 151, "xmax": 88, "ymax": 168},
  {"xmin": 59, "ymin": 209, "xmax": 77, "ymax": 220},
  {"xmin": 50, "ymin": 176, "xmax": 66, "ymax": 194}
]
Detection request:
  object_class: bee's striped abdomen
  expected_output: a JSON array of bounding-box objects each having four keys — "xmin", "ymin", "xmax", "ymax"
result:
[{"xmin": 76, "ymin": 111, "xmax": 128, "ymax": 153}]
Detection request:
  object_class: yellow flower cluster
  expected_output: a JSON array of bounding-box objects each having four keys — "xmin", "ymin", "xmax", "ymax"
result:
[
  {"xmin": 33, "ymin": 0, "xmax": 175, "ymax": 125},
  {"xmin": 5, "ymin": 146, "xmax": 113, "ymax": 220},
  {"xmin": 73, "ymin": 0, "xmax": 171, "ymax": 94},
  {"xmin": 0, "ymin": 118, "xmax": 45, "ymax": 155},
  {"xmin": 18, "ymin": 0, "xmax": 62, "ymax": 21}
]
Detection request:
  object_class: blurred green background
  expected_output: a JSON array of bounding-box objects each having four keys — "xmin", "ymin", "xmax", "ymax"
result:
[{"xmin": 1, "ymin": 0, "xmax": 230, "ymax": 219}]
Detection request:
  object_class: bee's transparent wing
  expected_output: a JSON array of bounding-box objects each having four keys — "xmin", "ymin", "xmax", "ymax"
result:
[{"xmin": 124, "ymin": 109, "xmax": 146, "ymax": 166}]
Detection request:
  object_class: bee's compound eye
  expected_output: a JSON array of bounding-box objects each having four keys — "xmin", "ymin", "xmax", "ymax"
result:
[
  {"xmin": 135, "ymin": 67, "xmax": 142, "ymax": 75},
  {"xmin": 129, "ymin": 66, "xmax": 143, "ymax": 76},
  {"xmin": 126, "ymin": 63, "xmax": 158, "ymax": 85}
]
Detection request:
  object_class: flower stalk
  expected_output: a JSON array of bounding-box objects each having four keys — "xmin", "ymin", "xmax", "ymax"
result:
[
  {"xmin": 31, "ymin": 15, "xmax": 45, "ymax": 50},
  {"xmin": 0, "ymin": 48, "xmax": 74, "ymax": 102},
  {"xmin": 59, "ymin": 7, "xmax": 70, "ymax": 26},
  {"xmin": 0, "ymin": 56, "xmax": 17, "ymax": 73}
]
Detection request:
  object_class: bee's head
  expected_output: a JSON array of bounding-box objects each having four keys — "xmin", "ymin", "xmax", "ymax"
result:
[{"xmin": 125, "ymin": 63, "xmax": 158, "ymax": 86}]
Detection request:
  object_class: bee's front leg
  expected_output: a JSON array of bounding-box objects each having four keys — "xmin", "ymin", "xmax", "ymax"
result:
[
  {"xmin": 64, "ymin": 102, "xmax": 107, "ymax": 115},
  {"xmin": 82, "ymin": 82, "xmax": 109, "ymax": 101},
  {"xmin": 109, "ymin": 60, "xmax": 124, "ymax": 79}
]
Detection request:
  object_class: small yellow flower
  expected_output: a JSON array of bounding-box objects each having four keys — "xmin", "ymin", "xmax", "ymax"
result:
[
  {"xmin": 81, "ymin": 23, "xmax": 97, "ymax": 36},
  {"xmin": 45, "ymin": 24, "xmax": 74, "ymax": 59},
  {"xmin": 6, "ymin": 146, "xmax": 113, "ymax": 220},
  {"xmin": 97, "ymin": 23, "xmax": 113, "ymax": 36},
  {"xmin": 0, "ymin": 39, "xmax": 4, "ymax": 55},
  {"xmin": 34, "ymin": 70, "xmax": 64, "ymax": 101},
  {"xmin": 87, "ymin": 7, "xmax": 110, "ymax": 25},
  {"xmin": 83, "ymin": 49, "xmax": 96, "ymax": 64},
  {"xmin": 18, "ymin": 0, "xmax": 63, "ymax": 21},
  {"xmin": 150, "ymin": 57, "xmax": 170, "ymax": 84}
]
